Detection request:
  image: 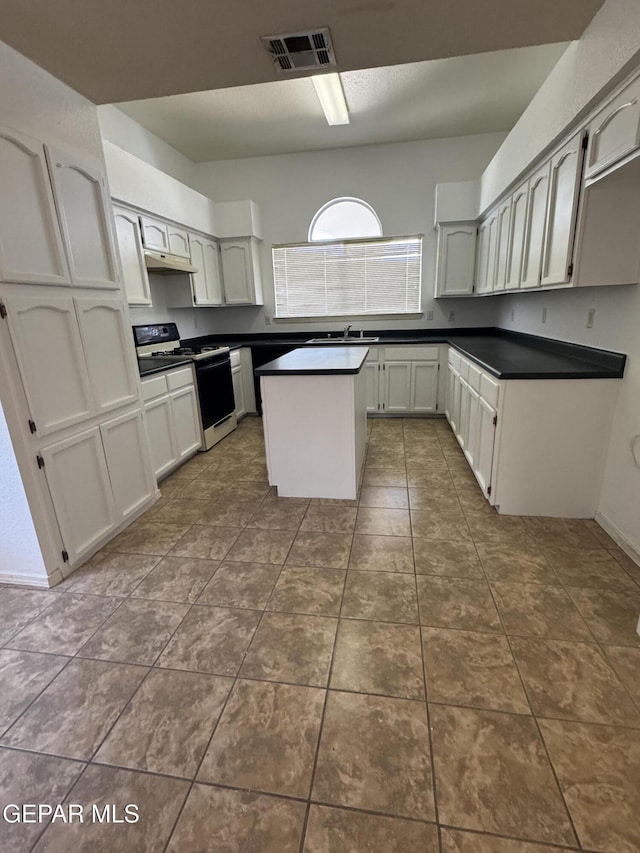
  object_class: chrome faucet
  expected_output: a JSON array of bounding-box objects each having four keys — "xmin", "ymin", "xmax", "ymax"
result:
[{"xmin": 343, "ymin": 323, "xmax": 352, "ymax": 339}]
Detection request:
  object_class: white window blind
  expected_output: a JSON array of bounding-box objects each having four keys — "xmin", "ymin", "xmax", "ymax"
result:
[{"xmin": 273, "ymin": 235, "xmax": 423, "ymax": 319}]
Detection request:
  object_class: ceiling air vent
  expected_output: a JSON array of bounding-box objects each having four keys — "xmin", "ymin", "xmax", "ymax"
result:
[{"xmin": 261, "ymin": 28, "xmax": 337, "ymax": 73}]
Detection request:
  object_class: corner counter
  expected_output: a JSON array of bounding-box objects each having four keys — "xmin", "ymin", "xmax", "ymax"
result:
[{"xmin": 255, "ymin": 347, "xmax": 368, "ymax": 499}]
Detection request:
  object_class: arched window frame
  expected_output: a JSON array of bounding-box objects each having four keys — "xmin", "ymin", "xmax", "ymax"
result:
[{"xmin": 308, "ymin": 197, "xmax": 383, "ymax": 242}]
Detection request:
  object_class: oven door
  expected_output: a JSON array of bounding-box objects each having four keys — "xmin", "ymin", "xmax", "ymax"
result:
[{"xmin": 195, "ymin": 356, "xmax": 235, "ymax": 430}]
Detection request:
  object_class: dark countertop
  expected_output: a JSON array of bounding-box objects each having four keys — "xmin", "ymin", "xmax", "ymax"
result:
[
  {"xmin": 255, "ymin": 346, "xmax": 369, "ymax": 376},
  {"xmin": 137, "ymin": 355, "xmax": 193, "ymax": 377}
]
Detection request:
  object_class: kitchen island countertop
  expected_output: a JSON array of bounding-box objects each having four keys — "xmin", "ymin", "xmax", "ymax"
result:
[{"xmin": 255, "ymin": 346, "xmax": 369, "ymax": 376}]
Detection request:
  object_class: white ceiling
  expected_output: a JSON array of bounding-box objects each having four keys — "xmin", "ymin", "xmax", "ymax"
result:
[
  {"xmin": 115, "ymin": 44, "xmax": 569, "ymax": 162},
  {"xmin": 0, "ymin": 0, "xmax": 602, "ymax": 103}
]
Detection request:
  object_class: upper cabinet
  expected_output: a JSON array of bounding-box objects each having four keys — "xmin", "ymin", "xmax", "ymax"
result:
[
  {"xmin": 585, "ymin": 76, "xmax": 640, "ymax": 180},
  {"xmin": 190, "ymin": 235, "xmax": 224, "ymax": 305},
  {"xmin": 112, "ymin": 205, "xmax": 151, "ymax": 306},
  {"xmin": 520, "ymin": 163, "xmax": 550, "ymax": 289},
  {"xmin": 167, "ymin": 225, "xmax": 190, "ymax": 259},
  {"xmin": 0, "ymin": 125, "xmax": 70, "ymax": 286},
  {"xmin": 46, "ymin": 146, "xmax": 120, "ymax": 289},
  {"xmin": 139, "ymin": 214, "xmax": 170, "ymax": 253},
  {"xmin": 493, "ymin": 198, "xmax": 512, "ymax": 293},
  {"xmin": 504, "ymin": 181, "xmax": 528, "ymax": 290},
  {"xmin": 434, "ymin": 223, "xmax": 476, "ymax": 297},
  {"xmin": 220, "ymin": 238, "xmax": 263, "ymax": 305}
]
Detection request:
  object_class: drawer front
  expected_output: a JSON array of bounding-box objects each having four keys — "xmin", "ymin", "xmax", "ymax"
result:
[
  {"xmin": 384, "ymin": 345, "xmax": 439, "ymax": 361},
  {"xmin": 230, "ymin": 350, "xmax": 242, "ymax": 368},
  {"xmin": 458, "ymin": 357, "xmax": 470, "ymax": 381},
  {"xmin": 468, "ymin": 363, "xmax": 482, "ymax": 392},
  {"xmin": 166, "ymin": 366, "xmax": 194, "ymax": 391},
  {"xmin": 480, "ymin": 372, "xmax": 500, "ymax": 408},
  {"xmin": 448, "ymin": 348, "xmax": 461, "ymax": 371},
  {"xmin": 141, "ymin": 373, "xmax": 168, "ymax": 402}
]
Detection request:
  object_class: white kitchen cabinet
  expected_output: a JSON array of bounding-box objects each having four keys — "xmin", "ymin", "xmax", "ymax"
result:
[
  {"xmin": 434, "ymin": 223, "xmax": 476, "ymax": 297},
  {"xmin": 139, "ymin": 214, "xmax": 170, "ymax": 252},
  {"xmin": 505, "ymin": 182, "xmax": 528, "ymax": 290},
  {"xmin": 475, "ymin": 211, "xmax": 497, "ymax": 294},
  {"xmin": 172, "ymin": 234, "xmax": 223, "ymax": 307},
  {"xmin": 2, "ymin": 293, "xmax": 93, "ymax": 436},
  {"xmin": 231, "ymin": 363, "xmax": 246, "ymax": 419},
  {"xmin": 169, "ymin": 385, "xmax": 201, "ymax": 461},
  {"xmin": 167, "ymin": 225, "xmax": 190, "ymax": 259},
  {"xmin": 475, "ymin": 396, "xmax": 498, "ymax": 498},
  {"xmin": 585, "ymin": 75, "xmax": 640, "ymax": 180},
  {"xmin": 0, "ymin": 124, "xmax": 70, "ymax": 286},
  {"xmin": 240, "ymin": 348, "xmax": 257, "ymax": 415},
  {"xmin": 100, "ymin": 408, "xmax": 155, "ymax": 521},
  {"xmin": 369, "ymin": 345, "xmax": 441, "ymax": 414},
  {"xmin": 41, "ymin": 426, "xmax": 117, "ymax": 565},
  {"xmin": 383, "ymin": 361, "xmax": 412, "ymax": 413},
  {"xmin": 465, "ymin": 383, "xmax": 481, "ymax": 468},
  {"xmin": 540, "ymin": 131, "xmax": 586, "ymax": 287},
  {"xmin": 410, "ymin": 362, "xmax": 439, "ymax": 413},
  {"xmin": 365, "ymin": 362, "xmax": 380, "ymax": 413},
  {"xmin": 220, "ymin": 238, "xmax": 263, "ymax": 305},
  {"xmin": 493, "ymin": 199, "xmax": 512, "ymax": 292},
  {"xmin": 112, "ymin": 205, "xmax": 151, "ymax": 306},
  {"xmin": 144, "ymin": 395, "xmax": 177, "ymax": 479},
  {"xmin": 520, "ymin": 162, "xmax": 550, "ymax": 288},
  {"xmin": 45, "ymin": 146, "xmax": 119, "ymax": 289},
  {"xmin": 74, "ymin": 296, "xmax": 139, "ymax": 415}
]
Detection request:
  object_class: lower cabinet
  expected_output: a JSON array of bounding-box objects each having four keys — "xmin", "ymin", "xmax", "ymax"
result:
[
  {"xmin": 368, "ymin": 345, "xmax": 441, "ymax": 414},
  {"xmin": 141, "ymin": 365, "xmax": 201, "ymax": 479},
  {"xmin": 231, "ymin": 362, "xmax": 246, "ymax": 419}
]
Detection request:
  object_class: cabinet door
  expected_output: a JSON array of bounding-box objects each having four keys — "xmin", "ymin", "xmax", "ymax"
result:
[
  {"xmin": 232, "ymin": 365, "xmax": 246, "ymax": 419},
  {"xmin": 202, "ymin": 239, "xmax": 224, "ymax": 305},
  {"xmin": 144, "ymin": 396, "xmax": 177, "ymax": 479},
  {"xmin": 365, "ymin": 362, "xmax": 380, "ymax": 413},
  {"xmin": 240, "ymin": 348, "xmax": 257, "ymax": 414},
  {"xmin": 476, "ymin": 213, "xmax": 497, "ymax": 294},
  {"xmin": 170, "ymin": 385, "xmax": 202, "ymax": 460},
  {"xmin": 458, "ymin": 376, "xmax": 471, "ymax": 449},
  {"xmin": 540, "ymin": 132, "xmax": 585, "ymax": 287},
  {"xmin": 520, "ymin": 163, "xmax": 550, "ymax": 288},
  {"xmin": 494, "ymin": 199, "xmax": 512, "ymax": 292},
  {"xmin": 475, "ymin": 396, "xmax": 497, "ymax": 499},
  {"xmin": 188, "ymin": 237, "xmax": 208, "ymax": 305},
  {"xmin": 444, "ymin": 364, "xmax": 454, "ymax": 424},
  {"xmin": 140, "ymin": 215, "xmax": 170, "ymax": 252},
  {"xmin": 221, "ymin": 240, "xmax": 253, "ymax": 305},
  {"xmin": 100, "ymin": 408, "xmax": 155, "ymax": 521},
  {"xmin": 45, "ymin": 147, "xmax": 119, "ymax": 289},
  {"xmin": 585, "ymin": 78, "xmax": 640, "ymax": 179},
  {"xmin": 505, "ymin": 183, "xmax": 528, "ymax": 290},
  {"xmin": 466, "ymin": 385, "xmax": 481, "ymax": 468},
  {"xmin": 74, "ymin": 296, "xmax": 139, "ymax": 415},
  {"xmin": 113, "ymin": 206, "xmax": 151, "ymax": 306},
  {"xmin": 383, "ymin": 361, "xmax": 411, "ymax": 413},
  {"xmin": 450, "ymin": 369, "xmax": 462, "ymax": 436},
  {"xmin": 0, "ymin": 125, "xmax": 70, "ymax": 286},
  {"xmin": 410, "ymin": 362, "xmax": 438, "ymax": 413},
  {"xmin": 167, "ymin": 225, "xmax": 190, "ymax": 259},
  {"xmin": 435, "ymin": 224, "xmax": 476, "ymax": 296},
  {"xmin": 4, "ymin": 294, "xmax": 94, "ymax": 435},
  {"xmin": 41, "ymin": 427, "xmax": 116, "ymax": 564}
]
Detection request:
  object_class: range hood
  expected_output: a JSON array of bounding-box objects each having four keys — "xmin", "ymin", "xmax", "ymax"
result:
[{"xmin": 144, "ymin": 251, "xmax": 198, "ymax": 274}]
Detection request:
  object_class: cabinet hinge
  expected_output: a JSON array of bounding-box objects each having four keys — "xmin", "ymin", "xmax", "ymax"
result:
[
  {"xmin": 61, "ymin": 550, "xmax": 69, "ymax": 563},
  {"xmin": 36, "ymin": 454, "xmax": 45, "ymax": 469},
  {"xmin": 567, "ymin": 263, "xmax": 574, "ymax": 278},
  {"xmin": 383, "ymin": 363, "xmax": 386, "ymax": 371},
  {"xmin": 382, "ymin": 402, "xmax": 385, "ymax": 410},
  {"xmin": 0, "ymin": 301, "xmax": 7, "ymax": 320},
  {"xmin": 28, "ymin": 419, "xmax": 37, "ymax": 434},
  {"xmin": 487, "ymin": 485, "xmax": 492, "ymax": 496},
  {"xmin": 492, "ymin": 414, "xmax": 498, "ymax": 427}
]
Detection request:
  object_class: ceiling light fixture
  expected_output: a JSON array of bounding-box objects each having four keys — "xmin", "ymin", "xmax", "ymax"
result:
[{"xmin": 311, "ymin": 73, "xmax": 349, "ymax": 125}]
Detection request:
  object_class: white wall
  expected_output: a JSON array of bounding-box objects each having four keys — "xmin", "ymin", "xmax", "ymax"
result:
[
  {"xmin": 481, "ymin": 0, "xmax": 640, "ymax": 210},
  {"xmin": 193, "ymin": 133, "xmax": 506, "ymax": 335},
  {"xmin": 98, "ymin": 105, "xmax": 198, "ymax": 188}
]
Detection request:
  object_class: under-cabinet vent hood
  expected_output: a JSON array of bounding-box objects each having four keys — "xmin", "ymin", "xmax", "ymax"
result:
[{"xmin": 144, "ymin": 251, "xmax": 198, "ymax": 274}]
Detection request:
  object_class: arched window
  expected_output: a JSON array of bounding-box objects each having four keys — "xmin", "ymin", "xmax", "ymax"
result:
[{"xmin": 308, "ymin": 197, "xmax": 383, "ymax": 242}]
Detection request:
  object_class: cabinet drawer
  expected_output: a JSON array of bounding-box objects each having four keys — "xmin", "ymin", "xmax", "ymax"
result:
[
  {"xmin": 448, "ymin": 349, "xmax": 461, "ymax": 371},
  {"xmin": 141, "ymin": 373, "xmax": 168, "ymax": 402},
  {"xmin": 384, "ymin": 345, "xmax": 439, "ymax": 361},
  {"xmin": 166, "ymin": 366, "xmax": 194, "ymax": 391},
  {"xmin": 458, "ymin": 357, "xmax": 470, "ymax": 381},
  {"xmin": 480, "ymin": 373, "xmax": 500, "ymax": 408},
  {"xmin": 468, "ymin": 363, "xmax": 482, "ymax": 392},
  {"xmin": 230, "ymin": 349, "xmax": 242, "ymax": 368}
]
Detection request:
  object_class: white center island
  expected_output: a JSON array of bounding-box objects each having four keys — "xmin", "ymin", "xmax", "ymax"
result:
[{"xmin": 256, "ymin": 346, "xmax": 368, "ymax": 499}]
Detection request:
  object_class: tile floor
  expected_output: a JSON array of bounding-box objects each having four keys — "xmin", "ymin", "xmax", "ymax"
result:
[{"xmin": 1, "ymin": 416, "xmax": 640, "ymax": 852}]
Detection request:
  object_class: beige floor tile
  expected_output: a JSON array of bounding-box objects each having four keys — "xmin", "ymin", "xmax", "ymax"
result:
[
  {"xmin": 331, "ymin": 619, "xmax": 424, "ymax": 699},
  {"xmin": 166, "ymin": 784, "xmax": 305, "ymax": 853},
  {"xmin": 407, "ymin": 468, "xmax": 454, "ymax": 489},
  {"xmin": 198, "ymin": 679, "xmax": 324, "ymax": 797},
  {"xmin": 431, "ymin": 705, "xmax": 576, "ymax": 845},
  {"xmin": 566, "ymin": 586, "xmax": 640, "ymax": 645},
  {"xmin": 349, "ymin": 534, "xmax": 414, "ymax": 573},
  {"xmin": 423, "ymin": 627, "xmax": 529, "ymax": 713},
  {"xmin": 158, "ymin": 605, "xmax": 261, "ymax": 675},
  {"xmin": 267, "ymin": 566, "xmax": 345, "ymax": 616},
  {"xmin": 33, "ymin": 764, "xmax": 189, "ymax": 853},
  {"xmin": 110, "ymin": 521, "xmax": 191, "ymax": 555},
  {"xmin": 313, "ymin": 691, "xmax": 434, "ymax": 819},
  {"xmin": 301, "ymin": 505, "xmax": 358, "ymax": 533},
  {"xmin": 465, "ymin": 513, "xmax": 535, "ymax": 547},
  {"xmin": 223, "ymin": 481, "xmax": 272, "ymax": 501},
  {"xmin": 7, "ymin": 594, "xmax": 120, "ymax": 655},
  {"xmin": 198, "ymin": 500, "xmax": 261, "ymax": 528},
  {"xmin": 1, "ymin": 658, "xmax": 145, "ymax": 759},
  {"xmin": 602, "ymin": 645, "xmax": 640, "ymax": 706},
  {"xmin": 78, "ymin": 598, "xmax": 189, "ymax": 665},
  {"xmin": 146, "ymin": 497, "xmax": 210, "ymax": 525},
  {"xmin": 540, "ymin": 718, "xmax": 640, "ymax": 853},
  {"xmin": 359, "ymin": 486, "xmax": 409, "ymax": 509},
  {"xmin": 304, "ymin": 805, "xmax": 439, "ymax": 853},
  {"xmin": 511, "ymin": 637, "xmax": 640, "ymax": 726},
  {"xmin": 362, "ymin": 468, "xmax": 408, "ymax": 487},
  {"xmin": 0, "ymin": 650, "xmax": 68, "ymax": 733},
  {"xmin": 0, "ymin": 749, "xmax": 83, "ymax": 853},
  {"xmin": 129, "ymin": 556, "xmax": 218, "ymax": 603},
  {"xmin": 95, "ymin": 668, "xmax": 232, "ymax": 777},
  {"xmin": 413, "ymin": 539, "xmax": 482, "ymax": 577},
  {"xmin": 247, "ymin": 501, "xmax": 308, "ymax": 530},
  {"xmin": 542, "ymin": 546, "xmax": 637, "ymax": 590},
  {"xmin": 240, "ymin": 612, "xmax": 337, "ymax": 686},
  {"xmin": 169, "ymin": 525, "xmax": 240, "ymax": 560},
  {"xmin": 523, "ymin": 517, "xmax": 602, "ymax": 549},
  {"xmin": 440, "ymin": 828, "xmax": 577, "ymax": 852},
  {"xmin": 411, "ymin": 509, "xmax": 472, "ymax": 541},
  {"xmin": 476, "ymin": 542, "xmax": 557, "ymax": 585},
  {"xmin": 342, "ymin": 571, "xmax": 419, "ymax": 624},
  {"xmin": 226, "ymin": 528, "xmax": 296, "ymax": 564},
  {"xmin": 66, "ymin": 553, "xmax": 161, "ymax": 597},
  {"xmin": 178, "ymin": 478, "xmax": 226, "ymax": 500},
  {"xmin": 355, "ymin": 507, "xmax": 411, "ymax": 536},
  {"xmin": 287, "ymin": 531, "xmax": 353, "ymax": 569},
  {"xmin": 491, "ymin": 582, "xmax": 592, "ymax": 641},
  {"xmin": 417, "ymin": 576, "xmax": 502, "ymax": 632},
  {"xmin": 0, "ymin": 588, "xmax": 59, "ymax": 646},
  {"xmin": 408, "ymin": 488, "xmax": 462, "ymax": 513},
  {"xmin": 198, "ymin": 560, "xmax": 281, "ymax": 609}
]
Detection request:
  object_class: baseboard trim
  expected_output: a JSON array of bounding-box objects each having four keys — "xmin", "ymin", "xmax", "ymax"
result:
[
  {"xmin": 0, "ymin": 569, "xmax": 61, "ymax": 589},
  {"xmin": 595, "ymin": 511, "xmax": 640, "ymax": 568}
]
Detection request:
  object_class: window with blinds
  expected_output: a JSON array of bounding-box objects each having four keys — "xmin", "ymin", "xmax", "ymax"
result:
[{"xmin": 272, "ymin": 235, "xmax": 423, "ymax": 319}]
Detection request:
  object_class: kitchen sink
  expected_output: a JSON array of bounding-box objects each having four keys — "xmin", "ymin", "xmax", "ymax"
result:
[{"xmin": 306, "ymin": 336, "xmax": 380, "ymax": 344}]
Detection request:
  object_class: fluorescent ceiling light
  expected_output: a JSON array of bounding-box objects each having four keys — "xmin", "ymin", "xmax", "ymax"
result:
[{"xmin": 311, "ymin": 73, "xmax": 349, "ymax": 125}]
